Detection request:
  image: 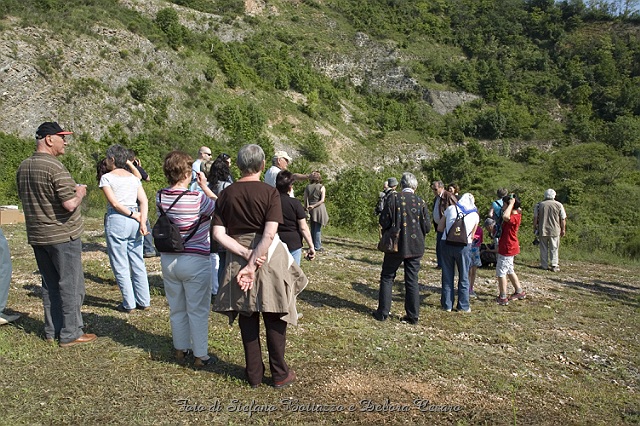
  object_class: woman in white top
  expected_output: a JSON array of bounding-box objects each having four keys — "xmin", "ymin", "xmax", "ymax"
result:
[
  {"xmin": 437, "ymin": 193, "xmax": 479, "ymax": 313},
  {"xmin": 99, "ymin": 144, "xmax": 151, "ymax": 313}
]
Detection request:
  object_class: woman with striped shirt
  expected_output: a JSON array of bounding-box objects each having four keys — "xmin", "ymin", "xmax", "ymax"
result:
[{"xmin": 157, "ymin": 151, "xmax": 217, "ymax": 368}]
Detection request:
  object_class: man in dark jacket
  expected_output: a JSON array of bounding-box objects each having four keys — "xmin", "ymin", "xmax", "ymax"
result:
[{"xmin": 373, "ymin": 173, "xmax": 431, "ymax": 324}]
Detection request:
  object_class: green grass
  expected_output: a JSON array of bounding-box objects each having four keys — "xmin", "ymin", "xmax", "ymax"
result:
[{"xmin": 0, "ymin": 218, "xmax": 638, "ymax": 425}]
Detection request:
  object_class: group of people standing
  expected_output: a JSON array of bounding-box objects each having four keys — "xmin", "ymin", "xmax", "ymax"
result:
[
  {"xmin": 373, "ymin": 176, "xmax": 568, "ymax": 322},
  {"xmin": 5, "ymin": 120, "xmax": 569, "ymax": 387},
  {"xmin": 10, "ymin": 122, "xmax": 332, "ymax": 389}
]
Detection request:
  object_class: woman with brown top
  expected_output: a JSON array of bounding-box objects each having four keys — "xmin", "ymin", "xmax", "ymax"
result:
[{"xmin": 212, "ymin": 144, "xmax": 307, "ymax": 389}]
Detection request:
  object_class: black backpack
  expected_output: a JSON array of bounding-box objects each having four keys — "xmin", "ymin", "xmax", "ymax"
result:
[
  {"xmin": 446, "ymin": 205, "xmax": 469, "ymax": 246},
  {"xmin": 152, "ymin": 191, "xmax": 202, "ymax": 253}
]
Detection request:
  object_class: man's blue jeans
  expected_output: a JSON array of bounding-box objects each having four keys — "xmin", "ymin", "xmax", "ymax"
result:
[
  {"xmin": 0, "ymin": 228, "xmax": 11, "ymax": 314},
  {"xmin": 440, "ymin": 243, "xmax": 470, "ymax": 311}
]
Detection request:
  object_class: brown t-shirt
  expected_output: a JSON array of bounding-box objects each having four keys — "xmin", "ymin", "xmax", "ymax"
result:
[
  {"xmin": 213, "ymin": 181, "xmax": 282, "ymax": 235},
  {"xmin": 16, "ymin": 152, "xmax": 83, "ymax": 245}
]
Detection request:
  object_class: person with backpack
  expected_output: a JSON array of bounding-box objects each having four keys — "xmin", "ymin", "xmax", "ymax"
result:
[
  {"xmin": 374, "ymin": 177, "xmax": 397, "ymax": 216},
  {"xmin": 156, "ymin": 151, "xmax": 218, "ymax": 368},
  {"xmin": 437, "ymin": 193, "xmax": 480, "ymax": 313},
  {"xmin": 495, "ymin": 194, "xmax": 526, "ymax": 305},
  {"xmin": 489, "ymin": 188, "xmax": 508, "ymax": 239}
]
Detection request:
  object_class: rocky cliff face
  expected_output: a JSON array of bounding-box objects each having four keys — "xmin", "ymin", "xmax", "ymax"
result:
[
  {"xmin": 0, "ymin": 1, "xmax": 478, "ymax": 152},
  {"xmin": 312, "ymin": 32, "xmax": 478, "ymax": 115}
]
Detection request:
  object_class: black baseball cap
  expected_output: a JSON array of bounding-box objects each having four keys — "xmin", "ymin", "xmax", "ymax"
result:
[{"xmin": 36, "ymin": 122, "xmax": 73, "ymax": 139}]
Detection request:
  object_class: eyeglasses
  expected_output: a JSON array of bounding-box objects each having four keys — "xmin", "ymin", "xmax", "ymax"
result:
[{"xmin": 203, "ymin": 152, "xmax": 212, "ymax": 156}]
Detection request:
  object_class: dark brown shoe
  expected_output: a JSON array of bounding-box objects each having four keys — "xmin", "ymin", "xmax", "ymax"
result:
[
  {"xmin": 175, "ymin": 349, "xmax": 193, "ymax": 365},
  {"xmin": 194, "ymin": 354, "xmax": 219, "ymax": 369},
  {"xmin": 273, "ymin": 370, "xmax": 296, "ymax": 388},
  {"xmin": 59, "ymin": 333, "xmax": 97, "ymax": 348}
]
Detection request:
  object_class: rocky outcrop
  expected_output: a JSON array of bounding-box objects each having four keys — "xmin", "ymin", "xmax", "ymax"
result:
[
  {"xmin": 424, "ymin": 90, "xmax": 480, "ymax": 115},
  {"xmin": 312, "ymin": 32, "xmax": 479, "ymax": 114},
  {"xmin": 312, "ymin": 32, "xmax": 419, "ymax": 93}
]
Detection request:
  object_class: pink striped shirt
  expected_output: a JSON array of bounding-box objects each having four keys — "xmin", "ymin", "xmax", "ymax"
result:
[{"xmin": 156, "ymin": 188, "xmax": 215, "ymax": 256}]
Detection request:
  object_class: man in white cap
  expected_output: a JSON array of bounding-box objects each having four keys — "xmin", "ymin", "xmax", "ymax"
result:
[
  {"xmin": 533, "ymin": 189, "xmax": 567, "ymax": 272},
  {"xmin": 264, "ymin": 150, "xmax": 309, "ymax": 191}
]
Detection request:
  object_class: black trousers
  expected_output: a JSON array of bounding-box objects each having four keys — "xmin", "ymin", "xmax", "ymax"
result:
[{"xmin": 376, "ymin": 254, "xmax": 422, "ymax": 320}]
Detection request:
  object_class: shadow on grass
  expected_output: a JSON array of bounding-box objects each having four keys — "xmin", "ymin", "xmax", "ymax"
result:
[
  {"xmin": 553, "ymin": 278, "xmax": 640, "ymax": 308},
  {"xmin": 82, "ymin": 241, "xmax": 108, "ymax": 254},
  {"xmin": 14, "ymin": 304, "xmax": 246, "ymax": 382},
  {"xmin": 345, "ymin": 254, "xmax": 381, "ymax": 266},
  {"xmin": 324, "ymin": 236, "xmax": 378, "ymax": 253},
  {"xmin": 84, "ymin": 272, "xmax": 115, "ymax": 286},
  {"xmin": 299, "ymin": 288, "xmax": 371, "ymax": 314}
]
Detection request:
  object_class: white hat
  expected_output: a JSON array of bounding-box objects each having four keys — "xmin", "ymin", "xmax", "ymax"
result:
[
  {"xmin": 544, "ymin": 189, "xmax": 556, "ymax": 200},
  {"xmin": 274, "ymin": 150, "xmax": 292, "ymax": 162}
]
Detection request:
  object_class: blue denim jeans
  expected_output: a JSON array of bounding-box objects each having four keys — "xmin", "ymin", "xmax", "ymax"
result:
[
  {"xmin": 310, "ymin": 221, "xmax": 322, "ymax": 250},
  {"xmin": 142, "ymin": 218, "xmax": 155, "ymax": 255},
  {"xmin": 435, "ymin": 231, "xmax": 443, "ymax": 267},
  {"xmin": 290, "ymin": 248, "xmax": 302, "ymax": 265},
  {"xmin": 0, "ymin": 228, "xmax": 11, "ymax": 313},
  {"xmin": 440, "ymin": 242, "xmax": 470, "ymax": 311},
  {"xmin": 105, "ymin": 210, "xmax": 150, "ymax": 310}
]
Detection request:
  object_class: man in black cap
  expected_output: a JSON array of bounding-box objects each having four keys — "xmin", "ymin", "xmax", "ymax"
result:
[{"xmin": 16, "ymin": 122, "xmax": 97, "ymax": 347}]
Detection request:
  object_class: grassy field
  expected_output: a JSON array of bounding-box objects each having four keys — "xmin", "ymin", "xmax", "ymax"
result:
[{"xmin": 0, "ymin": 218, "xmax": 638, "ymax": 425}]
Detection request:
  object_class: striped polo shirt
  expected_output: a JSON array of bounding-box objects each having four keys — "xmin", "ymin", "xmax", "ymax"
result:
[
  {"xmin": 156, "ymin": 188, "xmax": 215, "ymax": 256},
  {"xmin": 16, "ymin": 152, "xmax": 84, "ymax": 245}
]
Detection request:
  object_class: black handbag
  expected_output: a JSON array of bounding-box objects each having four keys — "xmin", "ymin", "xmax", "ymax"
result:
[{"xmin": 377, "ymin": 227, "xmax": 400, "ymax": 253}]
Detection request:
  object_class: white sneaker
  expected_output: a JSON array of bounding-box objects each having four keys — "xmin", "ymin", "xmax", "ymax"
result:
[{"xmin": 0, "ymin": 312, "xmax": 20, "ymax": 325}]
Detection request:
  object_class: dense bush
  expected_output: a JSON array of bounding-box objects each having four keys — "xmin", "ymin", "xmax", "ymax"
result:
[
  {"xmin": 300, "ymin": 133, "xmax": 329, "ymax": 163},
  {"xmin": 326, "ymin": 168, "xmax": 380, "ymax": 233},
  {"xmin": 127, "ymin": 78, "xmax": 153, "ymax": 103},
  {"xmin": 0, "ymin": 134, "xmax": 35, "ymax": 204}
]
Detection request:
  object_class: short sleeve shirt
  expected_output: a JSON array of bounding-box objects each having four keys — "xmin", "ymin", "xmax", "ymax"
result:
[
  {"xmin": 16, "ymin": 152, "xmax": 83, "ymax": 245},
  {"xmin": 264, "ymin": 166, "xmax": 281, "ymax": 187},
  {"xmin": 278, "ymin": 194, "xmax": 306, "ymax": 251},
  {"xmin": 213, "ymin": 181, "xmax": 282, "ymax": 235},
  {"xmin": 156, "ymin": 188, "xmax": 215, "ymax": 256},
  {"xmin": 99, "ymin": 172, "xmax": 140, "ymax": 208},
  {"xmin": 498, "ymin": 212, "xmax": 522, "ymax": 256}
]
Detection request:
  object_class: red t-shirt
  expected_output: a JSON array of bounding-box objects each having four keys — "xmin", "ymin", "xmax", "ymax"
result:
[{"xmin": 498, "ymin": 212, "xmax": 521, "ymax": 256}]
